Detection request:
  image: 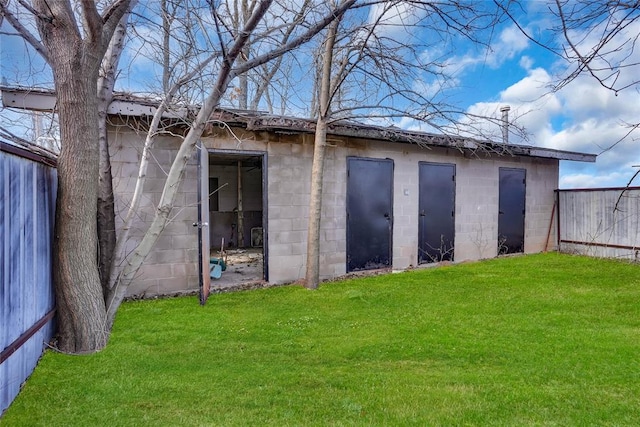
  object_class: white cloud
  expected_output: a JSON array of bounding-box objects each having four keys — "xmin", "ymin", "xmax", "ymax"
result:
[
  {"xmin": 412, "ymin": 76, "xmax": 461, "ymax": 100},
  {"xmin": 441, "ymin": 24, "xmax": 530, "ymax": 76},
  {"xmin": 497, "ymin": 25, "xmax": 529, "ymax": 59},
  {"xmin": 499, "ymin": 67, "xmax": 553, "ymax": 101},
  {"xmin": 367, "ymin": 2, "xmax": 423, "ymax": 38},
  {"xmin": 559, "ymin": 167, "xmax": 638, "ymax": 189},
  {"xmin": 519, "ymin": 56, "xmax": 534, "ymax": 70},
  {"xmin": 453, "ymin": 67, "xmax": 561, "ymax": 143},
  {"xmin": 559, "ymin": 172, "xmax": 608, "ymax": 189},
  {"xmin": 561, "ymin": 11, "xmax": 640, "ymax": 94},
  {"xmin": 461, "ymin": 51, "xmax": 640, "ymax": 188}
]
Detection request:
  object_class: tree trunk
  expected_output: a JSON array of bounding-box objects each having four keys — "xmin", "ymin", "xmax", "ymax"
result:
[
  {"xmin": 305, "ymin": 117, "xmax": 328, "ymax": 288},
  {"xmin": 31, "ymin": 0, "xmax": 131, "ymax": 353},
  {"xmin": 304, "ymin": 14, "xmax": 340, "ymax": 289},
  {"xmin": 97, "ymin": 115, "xmax": 116, "ymax": 297},
  {"xmin": 104, "ymin": 0, "xmax": 354, "ymax": 322},
  {"xmin": 97, "ymin": 11, "xmax": 132, "ymax": 296},
  {"xmin": 53, "ymin": 60, "xmax": 108, "ymax": 352}
]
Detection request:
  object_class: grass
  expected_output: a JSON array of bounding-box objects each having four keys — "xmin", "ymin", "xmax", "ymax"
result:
[{"xmin": 3, "ymin": 253, "xmax": 640, "ymax": 426}]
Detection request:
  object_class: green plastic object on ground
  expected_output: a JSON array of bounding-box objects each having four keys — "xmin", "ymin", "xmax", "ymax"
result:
[{"xmin": 209, "ymin": 257, "xmax": 227, "ymax": 279}]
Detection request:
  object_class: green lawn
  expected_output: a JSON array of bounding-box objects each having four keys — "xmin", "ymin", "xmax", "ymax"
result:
[{"xmin": 3, "ymin": 253, "xmax": 640, "ymax": 426}]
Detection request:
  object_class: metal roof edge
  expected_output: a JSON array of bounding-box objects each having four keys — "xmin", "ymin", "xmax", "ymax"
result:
[
  {"xmin": 1, "ymin": 86, "xmax": 598, "ymax": 163},
  {"xmin": 527, "ymin": 147, "xmax": 596, "ymax": 163},
  {"xmin": 556, "ymin": 186, "xmax": 640, "ymax": 192},
  {"xmin": 1, "ymin": 139, "xmax": 58, "ymax": 167}
]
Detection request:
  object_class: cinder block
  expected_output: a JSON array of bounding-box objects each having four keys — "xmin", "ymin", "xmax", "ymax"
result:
[
  {"xmin": 150, "ymin": 249, "xmax": 187, "ymax": 265},
  {"xmin": 268, "ymin": 142, "xmax": 294, "ymax": 155},
  {"xmin": 172, "ymin": 234, "xmax": 198, "ymax": 250},
  {"xmin": 137, "ymin": 263, "xmax": 173, "ymax": 280},
  {"xmin": 272, "ymin": 230, "xmax": 305, "ymax": 244},
  {"xmin": 110, "ymin": 147, "xmax": 141, "ymax": 163},
  {"xmin": 156, "ymin": 277, "xmax": 195, "ymax": 294},
  {"xmin": 269, "ymin": 255, "xmax": 305, "ymax": 283},
  {"xmin": 269, "ymin": 243, "xmax": 295, "ymax": 256},
  {"xmin": 291, "ymin": 217, "xmax": 309, "ymax": 231},
  {"xmin": 269, "ymin": 218, "xmax": 293, "ymax": 233},
  {"xmin": 171, "ymin": 262, "xmax": 198, "ymax": 277},
  {"xmin": 126, "ymin": 278, "xmax": 158, "ymax": 297}
]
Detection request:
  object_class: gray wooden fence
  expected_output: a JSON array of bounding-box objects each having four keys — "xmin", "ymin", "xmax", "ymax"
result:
[
  {"xmin": 1, "ymin": 141, "xmax": 57, "ymax": 416},
  {"xmin": 557, "ymin": 187, "xmax": 640, "ymax": 261}
]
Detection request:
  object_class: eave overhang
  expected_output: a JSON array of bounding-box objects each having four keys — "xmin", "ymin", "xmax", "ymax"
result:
[{"xmin": 1, "ymin": 86, "xmax": 597, "ymax": 163}]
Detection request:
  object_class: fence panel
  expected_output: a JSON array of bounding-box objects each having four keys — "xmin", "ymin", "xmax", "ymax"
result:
[
  {"xmin": 558, "ymin": 187, "xmax": 640, "ymax": 260},
  {"xmin": 1, "ymin": 142, "xmax": 57, "ymax": 416}
]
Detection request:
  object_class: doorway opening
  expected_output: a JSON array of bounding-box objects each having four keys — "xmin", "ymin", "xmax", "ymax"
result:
[{"xmin": 207, "ymin": 151, "xmax": 267, "ymax": 289}]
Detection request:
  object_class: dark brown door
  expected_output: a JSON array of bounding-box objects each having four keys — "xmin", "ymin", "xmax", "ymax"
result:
[
  {"xmin": 418, "ymin": 162, "xmax": 456, "ymax": 263},
  {"xmin": 498, "ymin": 167, "xmax": 526, "ymax": 254},
  {"xmin": 346, "ymin": 157, "xmax": 393, "ymax": 272}
]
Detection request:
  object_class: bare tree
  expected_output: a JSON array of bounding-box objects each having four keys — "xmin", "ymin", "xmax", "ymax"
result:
[
  {"xmin": 303, "ymin": 0, "xmax": 504, "ymax": 288},
  {"xmin": 212, "ymin": 0, "xmax": 316, "ymax": 112},
  {"xmin": 500, "ymin": 1, "xmax": 640, "ymax": 155},
  {"xmin": 1, "ymin": 0, "xmax": 133, "ymax": 352},
  {"xmin": 1, "ymin": 0, "xmax": 356, "ymax": 353},
  {"xmin": 104, "ymin": 0, "xmax": 358, "ymax": 328},
  {"xmin": 97, "ymin": 3, "xmax": 137, "ymax": 296},
  {"xmin": 305, "ymin": 2, "xmax": 343, "ymax": 289},
  {"xmin": 548, "ymin": 0, "xmax": 640, "ymax": 94}
]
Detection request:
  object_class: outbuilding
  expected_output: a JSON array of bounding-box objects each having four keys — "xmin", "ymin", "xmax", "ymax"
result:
[{"xmin": 1, "ymin": 88, "xmax": 597, "ymax": 299}]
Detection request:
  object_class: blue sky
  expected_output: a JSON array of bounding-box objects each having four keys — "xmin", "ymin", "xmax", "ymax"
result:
[
  {"xmin": 1, "ymin": 1, "xmax": 639, "ymax": 188},
  {"xmin": 424, "ymin": 4, "xmax": 640, "ymax": 189}
]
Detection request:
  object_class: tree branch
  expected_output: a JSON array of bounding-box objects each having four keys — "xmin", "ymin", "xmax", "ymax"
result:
[
  {"xmin": 80, "ymin": 0, "xmax": 103, "ymax": 44},
  {"xmin": 100, "ymin": 0, "xmax": 134, "ymax": 49},
  {"xmin": 0, "ymin": 2, "xmax": 49, "ymax": 61},
  {"xmin": 233, "ymin": 0, "xmax": 357, "ymax": 77},
  {"xmin": 15, "ymin": 0, "xmax": 49, "ymax": 20}
]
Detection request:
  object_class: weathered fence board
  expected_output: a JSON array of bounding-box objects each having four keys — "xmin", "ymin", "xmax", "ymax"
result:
[
  {"xmin": 557, "ymin": 187, "xmax": 640, "ymax": 260},
  {"xmin": 1, "ymin": 142, "xmax": 57, "ymax": 416}
]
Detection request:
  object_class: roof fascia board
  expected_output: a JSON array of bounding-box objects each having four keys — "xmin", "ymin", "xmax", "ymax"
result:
[
  {"xmin": 1, "ymin": 88, "xmax": 57, "ymax": 111},
  {"xmin": 1, "ymin": 87, "xmax": 597, "ymax": 163},
  {"xmin": 1, "ymin": 87, "xmax": 187, "ymax": 119},
  {"xmin": 528, "ymin": 147, "xmax": 596, "ymax": 163},
  {"xmin": 249, "ymin": 117, "xmax": 597, "ymax": 163}
]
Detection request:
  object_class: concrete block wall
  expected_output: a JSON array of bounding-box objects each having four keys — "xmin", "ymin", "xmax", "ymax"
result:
[
  {"xmin": 110, "ymin": 128, "xmax": 199, "ymax": 297},
  {"xmin": 322, "ymin": 140, "xmax": 558, "ymax": 275},
  {"xmin": 211, "ymin": 164, "xmax": 262, "ymax": 212},
  {"xmin": 454, "ymin": 155, "xmax": 501, "ymax": 261},
  {"xmin": 205, "ymin": 132, "xmax": 348, "ymax": 283},
  {"xmin": 110, "ymin": 123, "xmax": 560, "ymax": 295},
  {"xmin": 318, "ymin": 144, "xmax": 348, "ymax": 279},
  {"xmin": 522, "ymin": 158, "xmax": 559, "ymax": 253},
  {"xmin": 212, "ymin": 165, "xmax": 240, "ymax": 212},
  {"xmin": 265, "ymin": 135, "xmax": 313, "ymax": 281}
]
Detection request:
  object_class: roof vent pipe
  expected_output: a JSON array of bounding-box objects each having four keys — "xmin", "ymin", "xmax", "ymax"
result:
[{"xmin": 500, "ymin": 105, "xmax": 510, "ymax": 144}]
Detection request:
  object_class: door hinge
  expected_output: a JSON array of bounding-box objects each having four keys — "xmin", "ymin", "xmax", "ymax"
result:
[{"xmin": 192, "ymin": 222, "xmax": 209, "ymax": 228}]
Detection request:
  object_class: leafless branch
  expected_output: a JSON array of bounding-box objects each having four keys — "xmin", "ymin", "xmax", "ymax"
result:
[{"xmin": 0, "ymin": 2, "xmax": 49, "ymax": 60}]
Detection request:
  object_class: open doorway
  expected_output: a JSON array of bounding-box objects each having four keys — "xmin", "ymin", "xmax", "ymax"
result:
[{"xmin": 206, "ymin": 150, "xmax": 267, "ymax": 289}]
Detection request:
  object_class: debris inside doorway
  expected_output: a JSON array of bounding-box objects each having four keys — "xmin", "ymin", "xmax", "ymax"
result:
[{"xmin": 209, "ymin": 247, "xmax": 263, "ymax": 289}]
